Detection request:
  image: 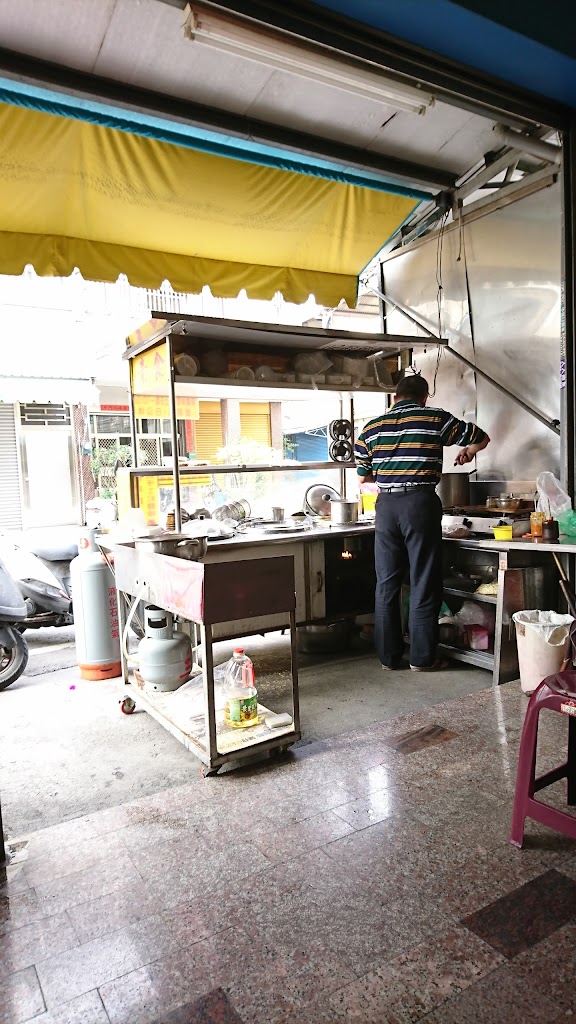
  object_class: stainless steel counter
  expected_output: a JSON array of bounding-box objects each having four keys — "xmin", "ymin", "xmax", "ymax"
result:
[
  {"xmin": 443, "ymin": 535, "xmax": 576, "ymax": 555},
  {"xmin": 205, "ymin": 520, "xmax": 375, "ymax": 553}
]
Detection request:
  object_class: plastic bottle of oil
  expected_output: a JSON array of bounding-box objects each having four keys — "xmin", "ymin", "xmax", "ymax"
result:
[{"xmin": 223, "ymin": 648, "xmax": 258, "ymax": 728}]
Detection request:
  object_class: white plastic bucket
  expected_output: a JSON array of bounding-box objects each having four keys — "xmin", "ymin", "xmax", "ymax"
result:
[{"xmin": 512, "ymin": 610, "xmax": 573, "ymax": 695}]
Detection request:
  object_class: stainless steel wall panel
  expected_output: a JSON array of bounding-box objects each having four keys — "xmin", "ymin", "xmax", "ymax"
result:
[{"xmin": 382, "ymin": 183, "xmax": 561, "ymax": 485}]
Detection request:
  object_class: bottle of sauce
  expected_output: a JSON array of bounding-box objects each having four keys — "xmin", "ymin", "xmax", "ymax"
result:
[
  {"xmin": 530, "ymin": 511, "xmax": 545, "ymax": 538},
  {"xmin": 542, "ymin": 519, "xmax": 560, "ymax": 542}
]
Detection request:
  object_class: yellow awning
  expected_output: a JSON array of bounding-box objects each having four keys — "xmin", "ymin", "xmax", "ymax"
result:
[{"xmin": 0, "ymin": 102, "xmax": 418, "ymax": 306}]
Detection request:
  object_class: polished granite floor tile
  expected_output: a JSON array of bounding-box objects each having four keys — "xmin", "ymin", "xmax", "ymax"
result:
[
  {"xmin": 258, "ymin": 782, "xmax": 355, "ymax": 827},
  {"xmin": 331, "ymin": 788, "xmax": 396, "ymax": 830},
  {"xmin": 509, "ymin": 919, "xmax": 576, "ymax": 1015},
  {"xmin": 30, "ymin": 849, "xmax": 144, "ymax": 919},
  {"xmin": 36, "ymin": 902, "xmax": 233, "ymax": 1009},
  {"xmin": 0, "ymin": 965, "xmax": 45, "ymax": 1024},
  {"xmin": 4, "ymin": 681, "xmax": 576, "ymax": 1023},
  {"xmin": 462, "ymin": 868, "xmax": 576, "ymax": 958},
  {"xmin": 384, "ymin": 724, "xmax": 458, "ymax": 754},
  {"xmin": 24, "ymin": 833, "xmax": 132, "ymax": 888},
  {"xmin": 326, "ymin": 925, "xmax": 504, "ymax": 1024},
  {"xmin": 20, "ymin": 819, "xmax": 100, "ymax": 863},
  {"xmin": 0, "ymin": 864, "xmax": 30, "ymax": 899},
  {"xmin": 23, "ymin": 990, "xmax": 109, "ymax": 1024},
  {"xmin": 150, "ymin": 988, "xmax": 245, "ymax": 1024},
  {"xmin": 424, "ymin": 848, "xmax": 553, "ymax": 918},
  {"xmin": 1, "ymin": 890, "xmax": 67, "ymax": 936},
  {"xmin": 0, "ymin": 911, "xmax": 78, "ymax": 980},
  {"xmin": 421, "ymin": 963, "xmax": 562, "ymax": 1024},
  {"xmin": 247, "ymin": 809, "xmax": 354, "ymax": 863}
]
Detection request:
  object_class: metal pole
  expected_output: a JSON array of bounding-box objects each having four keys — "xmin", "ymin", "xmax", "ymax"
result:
[
  {"xmin": 128, "ymin": 371, "xmax": 138, "ymax": 469},
  {"xmin": 0, "ymin": 789, "xmax": 6, "ymax": 864},
  {"xmin": 368, "ymin": 284, "xmax": 437, "ymax": 338},
  {"xmin": 561, "ymin": 118, "xmax": 576, "ymax": 497},
  {"xmin": 445, "ymin": 346, "xmax": 560, "ymax": 436},
  {"xmin": 166, "ymin": 335, "xmax": 182, "ymax": 532},
  {"xmin": 369, "ymin": 284, "xmax": 560, "ymax": 436},
  {"xmin": 338, "ymin": 393, "xmax": 346, "ymax": 496}
]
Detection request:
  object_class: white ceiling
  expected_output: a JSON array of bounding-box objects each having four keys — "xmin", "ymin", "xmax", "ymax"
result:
[{"xmin": 0, "ymin": 0, "xmax": 501, "ymax": 180}]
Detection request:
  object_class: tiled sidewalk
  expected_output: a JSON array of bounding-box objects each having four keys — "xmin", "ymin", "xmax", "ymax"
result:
[{"xmin": 2, "ymin": 681, "xmax": 576, "ymax": 1024}]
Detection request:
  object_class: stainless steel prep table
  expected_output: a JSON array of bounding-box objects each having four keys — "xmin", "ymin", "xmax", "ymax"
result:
[
  {"xmin": 115, "ymin": 542, "xmax": 300, "ymax": 775},
  {"xmin": 440, "ymin": 535, "xmax": 573, "ymax": 682}
]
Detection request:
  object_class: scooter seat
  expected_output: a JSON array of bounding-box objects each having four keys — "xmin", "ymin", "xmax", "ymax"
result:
[{"xmin": 27, "ymin": 542, "xmax": 78, "ymax": 562}]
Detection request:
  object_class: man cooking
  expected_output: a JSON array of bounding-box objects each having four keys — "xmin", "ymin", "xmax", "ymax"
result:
[{"xmin": 355, "ymin": 374, "xmax": 489, "ymax": 671}]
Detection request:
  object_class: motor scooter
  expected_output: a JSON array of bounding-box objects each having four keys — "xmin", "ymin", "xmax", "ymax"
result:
[
  {"xmin": 0, "ymin": 556, "xmax": 29, "ymax": 690},
  {"xmin": 0, "ymin": 534, "xmax": 77, "ymax": 630}
]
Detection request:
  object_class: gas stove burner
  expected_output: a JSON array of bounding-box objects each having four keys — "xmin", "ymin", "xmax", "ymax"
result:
[
  {"xmin": 442, "ymin": 505, "xmax": 531, "ymax": 537},
  {"xmin": 445, "ymin": 505, "xmax": 530, "ymax": 520}
]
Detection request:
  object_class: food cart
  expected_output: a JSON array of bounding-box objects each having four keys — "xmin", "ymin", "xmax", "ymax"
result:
[{"xmin": 115, "ymin": 313, "xmax": 431, "ymax": 771}]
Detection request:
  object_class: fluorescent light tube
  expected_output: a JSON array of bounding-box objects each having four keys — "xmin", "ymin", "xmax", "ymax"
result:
[{"xmin": 183, "ymin": 6, "xmax": 435, "ymax": 115}]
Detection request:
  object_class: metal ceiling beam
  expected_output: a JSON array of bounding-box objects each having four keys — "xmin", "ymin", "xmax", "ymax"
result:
[
  {"xmin": 0, "ymin": 47, "xmax": 454, "ymax": 193},
  {"xmin": 368, "ymin": 284, "xmax": 561, "ymax": 435},
  {"xmin": 187, "ymin": 0, "xmax": 571, "ymax": 131},
  {"xmin": 380, "ymin": 166, "xmax": 558, "ymax": 261},
  {"xmin": 455, "ymin": 148, "xmax": 523, "ymax": 200}
]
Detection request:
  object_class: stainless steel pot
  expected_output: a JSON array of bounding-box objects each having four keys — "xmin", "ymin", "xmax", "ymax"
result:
[
  {"xmin": 437, "ymin": 473, "xmax": 471, "ymax": 509},
  {"xmin": 328, "ymin": 497, "xmax": 358, "ymax": 526},
  {"xmin": 135, "ymin": 534, "xmax": 207, "ymax": 560}
]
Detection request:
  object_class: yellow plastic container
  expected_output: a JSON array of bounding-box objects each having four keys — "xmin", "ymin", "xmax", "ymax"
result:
[
  {"xmin": 492, "ymin": 525, "xmax": 513, "ymax": 540},
  {"xmin": 361, "ymin": 493, "xmax": 377, "ymax": 513}
]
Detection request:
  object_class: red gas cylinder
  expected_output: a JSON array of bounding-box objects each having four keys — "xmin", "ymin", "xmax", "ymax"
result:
[{"xmin": 70, "ymin": 529, "xmax": 121, "ymax": 680}]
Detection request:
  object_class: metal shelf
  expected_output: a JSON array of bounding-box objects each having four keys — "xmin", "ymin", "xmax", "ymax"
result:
[
  {"xmin": 123, "ymin": 312, "xmax": 446, "ymax": 361},
  {"xmin": 443, "ymin": 586, "xmax": 497, "ymax": 605},
  {"xmin": 127, "ymin": 461, "xmax": 353, "ymax": 477},
  {"xmin": 438, "ymin": 641, "xmax": 494, "ymax": 669},
  {"xmin": 176, "ymin": 374, "xmax": 396, "ymax": 394}
]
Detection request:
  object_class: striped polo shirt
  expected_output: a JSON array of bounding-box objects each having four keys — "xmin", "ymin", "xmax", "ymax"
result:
[{"xmin": 355, "ymin": 399, "xmax": 487, "ymax": 487}]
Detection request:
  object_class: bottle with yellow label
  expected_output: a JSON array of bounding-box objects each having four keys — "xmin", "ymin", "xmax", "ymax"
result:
[{"xmin": 223, "ymin": 648, "xmax": 258, "ymax": 728}]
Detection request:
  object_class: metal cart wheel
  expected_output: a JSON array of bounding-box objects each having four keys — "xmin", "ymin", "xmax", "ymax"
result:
[
  {"xmin": 120, "ymin": 696, "xmax": 136, "ymax": 715},
  {"xmin": 269, "ymin": 745, "xmax": 291, "ymax": 761}
]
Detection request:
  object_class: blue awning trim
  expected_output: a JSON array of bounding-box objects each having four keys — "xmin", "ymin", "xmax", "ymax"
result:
[
  {"xmin": 310, "ymin": 0, "xmax": 576, "ymax": 109},
  {"xmin": 0, "ymin": 77, "xmax": 430, "ymax": 200}
]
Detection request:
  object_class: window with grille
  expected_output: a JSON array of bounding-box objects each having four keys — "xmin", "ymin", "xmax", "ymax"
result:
[
  {"xmin": 92, "ymin": 413, "xmax": 130, "ymax": 434},
  {"xmin": 21, "ymin": 403, "xmax": 71, "ymax": 426}
]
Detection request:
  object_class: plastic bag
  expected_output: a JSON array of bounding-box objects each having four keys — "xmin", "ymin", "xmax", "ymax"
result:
[
  {"xmin": 512, "ymin": 610, "xmax": 573, "ymax": 646},
  {"xmin": 293, "ymin": 352, "xmax": 333, "ymax": 375},
  {"xmin": 536, "ymin": 472, "xmax": 576, "ymax": 535},
  {"xmin": 453, "ymin": 600, "xmax": 495, "ymax": 632},
  {"xmin": 536, "ymin": 472, "xmax": 571, "ymax": 516}
]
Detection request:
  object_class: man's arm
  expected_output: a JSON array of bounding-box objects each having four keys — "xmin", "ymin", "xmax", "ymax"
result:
[
  {"xmin": 440, "ymin": 411, "xmax": 490, "ymax": 465},
  {"xmin": 355, "ymin": 432, "xmax": 373, "ymax": 482},
  {"xmin": 454, "ymin": 434, "xmax": 490, "ymax": 465}
]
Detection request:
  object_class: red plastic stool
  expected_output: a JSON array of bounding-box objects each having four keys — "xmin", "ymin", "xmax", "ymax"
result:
[{"xmin": 510, "ymin": 672, "xmax": 576, "ymax": 848}]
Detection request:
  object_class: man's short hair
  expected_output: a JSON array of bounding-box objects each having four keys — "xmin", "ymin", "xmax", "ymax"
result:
[{"xmin": 395, "ymin": 375, "xmax": 429, "ymax": 402}]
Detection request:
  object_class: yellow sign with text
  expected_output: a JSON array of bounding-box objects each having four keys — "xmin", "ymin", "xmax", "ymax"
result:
[
  {"xmin": 131, "ymin": 343, "xmax": 168, "ymax": 394},
  {"xmin": 133, "ymin": 395, "xmax": 199, "ymax": 420}
]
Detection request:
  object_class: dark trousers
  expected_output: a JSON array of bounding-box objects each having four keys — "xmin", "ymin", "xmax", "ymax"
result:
[{"xmin": 374, "ymin": 488, "xmax": 443, "ymax": 668}]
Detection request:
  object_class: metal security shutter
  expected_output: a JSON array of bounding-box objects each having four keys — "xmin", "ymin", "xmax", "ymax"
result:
[
  {"xmin": 194, "ymin": 401, "xmax": 223, "ymax": 460},
  {"xmin": 0, "ymin": 404, "xmax": 22, "ymax": 529},
  {"xmin": 239, "ymin": 402, "xmax": 271, "ymax": 446}
]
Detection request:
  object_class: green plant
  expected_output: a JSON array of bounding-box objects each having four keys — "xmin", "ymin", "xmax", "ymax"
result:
[
  {"xmin": 90, "ymin": 443, "xmax": 132, "ymax": 499},
  {"xmin": 215, "ymin": 439, "xmax": 287, "ymax": 498}
]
